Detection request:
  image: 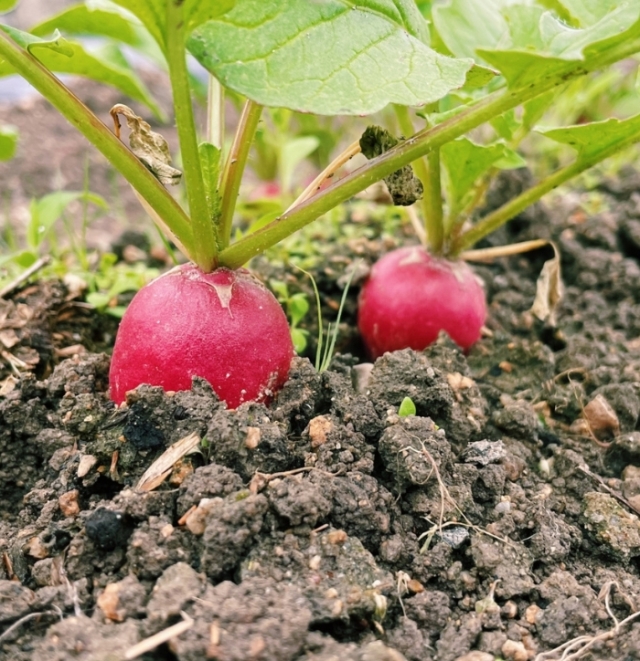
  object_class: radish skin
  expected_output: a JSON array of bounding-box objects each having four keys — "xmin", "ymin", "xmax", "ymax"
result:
[
  {"xmin": 358, "ymin": 246, "xmax": 486, "ymax": 359},
  {"xmin": 109, "ymin": 264, "xmax": 294, "ymax": 408}
]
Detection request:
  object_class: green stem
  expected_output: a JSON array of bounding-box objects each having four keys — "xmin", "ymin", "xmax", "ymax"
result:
[
  {"xmin": 218, "ymin": 100, "xmax": 263, "ymax": 248},
  {"xmin": 166, "ymin": 0, "xmax": 216, "ymax": 271},
  {"xmin": 0, "ymin": 29, "xmax": 194, "ymax": 255},
  {"xmin": 394, "ymin": 104, "xmax": 444, "ymax": 253},
  {"xmin": 219, "ymin": 36, "xmax": 640, "ymax": 269},
  {"xmin": 425, "ymin": 149, "xmax": 445, "ymax": 253},
  {"xmin": 452, "ymin": 131, "xmax": 640, "ymax": 253}
]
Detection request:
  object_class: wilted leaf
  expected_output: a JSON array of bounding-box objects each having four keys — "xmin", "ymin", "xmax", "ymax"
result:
[
  {"xmin": 360, "ymin": 126, "xmax": 423, "ymax": 206},
  {"xmin": 189, "ymin": 0, "xmax": 471, "ymax": 115},
  {"xmin": 111, "ymin": 104, "xmax": 181, "ymax": 186},
  {"xmin": 530, "ymin": 242, "xmax": 564, "ymax": 326}
]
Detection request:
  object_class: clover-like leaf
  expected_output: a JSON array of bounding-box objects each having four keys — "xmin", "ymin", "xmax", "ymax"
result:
[{"xmin": 189, "ymin": 0, "xmax": 471, "ymax": 115}]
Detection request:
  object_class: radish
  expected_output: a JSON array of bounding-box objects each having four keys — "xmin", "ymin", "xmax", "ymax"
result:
[
  {"xmin": 109, "ymin": 264, "xmax": 294, "ymax": 408},
  {"xmin": 358, "ymin": 246, "xmax": 486, "ymax": 360}
]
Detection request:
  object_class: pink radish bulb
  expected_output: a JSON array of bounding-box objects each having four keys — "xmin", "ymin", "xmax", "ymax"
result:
[
  {"xmin": 358, "ymin": 246, "xmax": 486, "ymax": 359},
  {"xmin": 109, "ymin": 264, "xmax": 294, "ymax": 408}
]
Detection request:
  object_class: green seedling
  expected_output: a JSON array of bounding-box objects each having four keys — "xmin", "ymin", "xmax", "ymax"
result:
[
  {"xmin": 1, "ymin": 0, "xmax": 640, "ymax": 404},
  {"xmin": 85, "ymin": 253, "xmax": 159, "ymax": 319},
  {"xmin": 398, "ymin": 397, "xmax": 417, "ymax": 417},
  {"xmin": 0, "ymin": 190, "xmax": 107, "ymax": 276}
]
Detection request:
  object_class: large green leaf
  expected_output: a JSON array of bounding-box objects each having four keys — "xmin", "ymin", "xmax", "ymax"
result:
[
  {"xmin": 365, "ymin": 0, "xmax": 431, "ymax": 43},
  {"xmin": 184, "ymin": 0, "xmax": 238, "ymax": 36},
  {"xmin": 189, "ymin": 0, "xmax": 471, "ymax": 116},
  {"xmin": 0, "ymin": 25, "xmax": 162, "ymax": 116},
  {"xmin": 432, "ymin": 0, "xmax": 518, "ymax": 62},
  {"xmin": 110, "ymin": 0, "xmax": 235, "ymax": 51},
  {"xmin": 538, "ymin": 114, "xmax": 640, "ymax": 158}
]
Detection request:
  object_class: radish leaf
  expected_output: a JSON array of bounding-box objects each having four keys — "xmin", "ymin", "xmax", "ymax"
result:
[
  {"xmin": 110, "ymin": 0, "xmax": 235, "ymax": 52},
  {"xmin": 434, "ymin": 0, "xmax": 640, "ymax": 89},
  {"xmin": 441, "ymin": 138, "xmax": 508, "ymax": 211},
  {"xmin": 199, "ymin": 142, "xmax": 222, "ymax": 219},
  {"xmin": 188, "ymin": 0, "xmax": 471, "ymax": 115},
  {"xmin": 0, "ymin": 25, "xmax": 162, "ymax": 116},
  {"xmin": 31, "ymin": 1, "xmax": 141, "ymax": 46},
  {"xmin": 538, "ymin": 114, "xmax": 640, "ymax": 158}
]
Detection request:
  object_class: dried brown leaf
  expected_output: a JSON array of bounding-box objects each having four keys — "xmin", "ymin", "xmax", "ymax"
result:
[
  {"xmin": 530, "ymin": 242, "xmax": 564, "ymax": 326},
  {"xmin": 110, "ymin": 104, "xmax": 181, "ymax": 186}
]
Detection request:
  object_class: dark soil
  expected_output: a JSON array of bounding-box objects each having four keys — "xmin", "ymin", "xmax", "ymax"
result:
[{"xmin": 5, "ymin": 96, "xmax": 640, "ymax": 661}]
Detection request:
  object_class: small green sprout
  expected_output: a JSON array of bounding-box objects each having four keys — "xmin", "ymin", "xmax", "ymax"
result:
[{"xmin": 398, "ymin": 397, "xmax": 417, "ymax": 417}]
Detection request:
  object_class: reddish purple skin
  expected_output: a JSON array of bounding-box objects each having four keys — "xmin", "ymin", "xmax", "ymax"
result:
[
  {"xmin": 109, "ymin": 264, "xmax": 294, "ymax": 408},
  {"xmin": 358, "ymin": 246, "xmax": 486, "ymax": 359}
]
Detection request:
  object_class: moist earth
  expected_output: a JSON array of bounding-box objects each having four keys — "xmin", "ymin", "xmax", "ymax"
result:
[{"xmin": 5, "ymin": 106, "xmax": 640, "ymax": 661}]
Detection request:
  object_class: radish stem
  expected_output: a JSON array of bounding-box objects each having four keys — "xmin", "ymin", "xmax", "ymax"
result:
[
  {"xmin": 218, "ymin": 33, "xmax": 640, "ymax": 268},
  {"xmin": 165, "ymin": 0, "xmax": 216, "ymax": 271},
  {"xmin": 0, "ymin": 29, "xmax": 194, "ymax": 254},
  {"xmin": 452, "ymin": 124, "xmax": 640, "ymax": 254},
  {"xmin": 219, "ymin": 100, "xmax": 263, "ymax": 248},
  {"xmin": 394, "ymin": 104, "xmax": 444, "ymax": 252}
]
